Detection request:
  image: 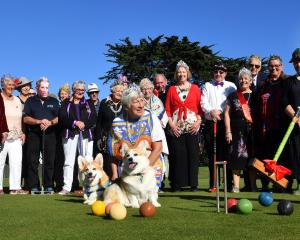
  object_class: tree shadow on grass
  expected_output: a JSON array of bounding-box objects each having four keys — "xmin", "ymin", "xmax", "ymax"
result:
[{"xmin": 55, "ymin": 198, "xmax": 83, "ymax": 204}]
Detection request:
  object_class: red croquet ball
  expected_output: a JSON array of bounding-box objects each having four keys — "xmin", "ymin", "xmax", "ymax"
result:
[
  {"xmin": 227, "ymin": 198, "xmax": 238, "ymax": 213},
  {"xmin": 139, "ymin": 202, "xmax": 156, "ymax": 217}
]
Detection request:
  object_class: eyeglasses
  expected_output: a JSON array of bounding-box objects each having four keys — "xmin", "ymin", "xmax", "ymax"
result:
[
  {"xmin": 213, "ymin": 70, "xmax": 225, "ymax": 74},
  {"xmin": 75, "ymin": 89, "xmax": 85, "ymax": 93},
  {"xmin": 249, "ymin": 64, "xmax": 261, "ymax": 69},
  {"xmin": 269, "ymin": 64, "xmax": 281, "ymax": 69}
]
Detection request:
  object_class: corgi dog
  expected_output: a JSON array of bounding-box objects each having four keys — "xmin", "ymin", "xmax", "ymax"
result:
[
  {"xmin": 103, "ymin": 142, "xmax": 161, "ymax": 208},
  {"xmin": 78, "ymin": 153, "xmax": 110, "ymax": 205}
]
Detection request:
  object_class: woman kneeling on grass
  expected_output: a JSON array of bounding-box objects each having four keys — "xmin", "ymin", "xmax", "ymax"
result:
[{"xmin": 224, "ymin": 68, "xmax": 256, "ymax": 193}]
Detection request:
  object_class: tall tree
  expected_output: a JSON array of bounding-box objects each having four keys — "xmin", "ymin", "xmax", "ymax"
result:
[{"xmin": 100, "ymin": 35, "xmax": 264, "ymax": 85}]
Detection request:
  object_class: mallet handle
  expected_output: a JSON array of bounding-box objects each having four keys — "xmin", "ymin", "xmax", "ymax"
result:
[{"xmin": 273, "ymin": 107, "xmax": 300, "ymax": 161}]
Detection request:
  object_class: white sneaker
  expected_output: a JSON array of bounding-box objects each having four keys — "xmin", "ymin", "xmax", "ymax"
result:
[
  {"xmin": 232, "ymin": 187, "xmax": 240, "ymax": 193},
  {"xmin": 58, "ymin": 189, "xmax": 70, "ymax": 195}
]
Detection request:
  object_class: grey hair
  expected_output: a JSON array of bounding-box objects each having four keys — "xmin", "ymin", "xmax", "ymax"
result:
[
  {"xmin": 121, "ymin": 83, "xmax": 144, "ymax": 108},
  {"xmin": 248, "ymin": 55, "xmax": 262, "ymax": 64},
  {"xmin": 154, "ymin": 73, "xmax": 167, "ymax": 82},
  {"xmin": 110, "ymin": 79, "xmax": 125, "ymax": 93},
  {"xmin": 238, "ymin": 67, "xmax": 253, "ymax": 81},
  {"xmin": 72, "ymin": 80, "xmax": 85, "ymax": 92},
  {"xmin": 139, "ymin": 78, "xmax": 154, "ymax": 90},
  {"xmin": 1, "ymin": 74, "xmax": 14, "ymax": 89},
  {"xmin": 36, "ymin": 76, "xmax": 50, "ymax": 88}
]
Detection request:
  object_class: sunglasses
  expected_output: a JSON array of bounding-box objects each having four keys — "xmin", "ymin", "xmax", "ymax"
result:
[
  {"xmin": 89, "ymin": 91, "xmax": 99, "ymax": 95},
  {"xmin": 213, "ymin": 70, "xmax": 225, "ymax": 74},
  {"xmin": 249, "ymin": 64, "xmax": 261, "ymax": 69},
  {"xmin": 269, "ymin": 64, "xmax": 281, "ymax": 69}
]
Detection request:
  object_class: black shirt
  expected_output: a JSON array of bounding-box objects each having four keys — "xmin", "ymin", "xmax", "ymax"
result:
[{"xmin": 24, "ymin": 95, "xmax": 59, "ymax": 132}]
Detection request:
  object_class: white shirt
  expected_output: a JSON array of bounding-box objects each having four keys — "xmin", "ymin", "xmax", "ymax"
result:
[
  {"xmin": 200, "ymin": 80, "xmax": 237, "ymax": 120},
  {"xmin": 252, "ymin": 75, "xmax": 258, "ymax": 86}
]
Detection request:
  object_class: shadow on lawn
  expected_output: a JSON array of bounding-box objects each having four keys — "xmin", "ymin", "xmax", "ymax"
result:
[{"xmin": 55, "ymin": 197, "xmax": 83, "ymax": 204}]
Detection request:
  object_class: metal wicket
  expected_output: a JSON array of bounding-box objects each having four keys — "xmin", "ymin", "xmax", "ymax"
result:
[{"xmin": 216, "ymin": 161, "xmax": 228, "ymax": 214}]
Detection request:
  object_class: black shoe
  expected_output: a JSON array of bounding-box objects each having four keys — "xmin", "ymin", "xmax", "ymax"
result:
[
  {"xmin": 171, "ymin": 187, "xmax": 182, "ymax": 192},
  {"xmin": 190, "ymin": 187, "xmax": 199, "ymax": 192}
]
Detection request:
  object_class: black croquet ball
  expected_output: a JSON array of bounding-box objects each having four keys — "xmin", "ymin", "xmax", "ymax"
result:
[{"xmin": 277, "ymin": 200, "xmax": 294, "ymax": 216}]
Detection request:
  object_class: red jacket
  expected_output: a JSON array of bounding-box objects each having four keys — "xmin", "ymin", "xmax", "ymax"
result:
[
  {"xmin": 165, "ymin": 84, "xmax": 202, "ymax": 119},
  {"xmin": 0, "ymin": 93, "xmax": 9, "ymax": 142}
]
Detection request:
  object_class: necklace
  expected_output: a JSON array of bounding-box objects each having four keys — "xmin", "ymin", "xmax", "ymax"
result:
[
  {"xmin": 1, "ymin": 92, "xmax": 14, "ymax": 101},
  {"xmin": 125, "ymin": 114, "xmax": 146, "ymax": 145},
  {"xmin": 109, "ymin": 101, "xmax": 122, "ymax": 117}
]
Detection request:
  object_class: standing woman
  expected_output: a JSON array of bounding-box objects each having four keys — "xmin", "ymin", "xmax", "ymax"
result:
[
  {"xmin": 140, "ymin": 78, "xmax": 169, "ymax": 187},
  {"xmin": 95, "ymin": 80, "xmax": 125, "ymax": 180},
  {"xmin": 165, "ymin": 60, "xmax": 202, "ymax": 192},
  {"xmin": 59, "ymin": 80, "xmax": 97, "ymax": 195},
  {"xmin": 0, "ymin": 75, "xmax": 27, "ymax": 194},
  {"xmin": 54, "ymin": 84, "xmax": 71, "ymax": 191},
  {"xmin": 224, "ymin": 68, "xmax": 256, "ymax": 193},
  {"xmin": 15, "ymin": 76, "xmax": 33, "ymax": 190}
]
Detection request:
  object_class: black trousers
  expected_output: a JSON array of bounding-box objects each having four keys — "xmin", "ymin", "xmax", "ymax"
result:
[
  {"xmin": 204, "ymin": 120, "xmax": 232, "ymax": 189},
  {"xmin": 169, "ymin": 133, "xmax": 199, "ymax": 188},
  {"xmin": 53, "ymin": 135, "xmax": 64, "ymax": 191},
  {"xmin": 27, "ymin": 131, "xmax": 56, "ymax": 189}
]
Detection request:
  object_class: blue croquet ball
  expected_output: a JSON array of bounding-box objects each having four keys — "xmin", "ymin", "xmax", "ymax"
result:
[
  {"xmin": 277, "ymin": 200, "xmax": 294, "ymax": 216},
  {"xmin": 237, "ymin": 199, "xmax": 253, "ymax": 214},
  {"xmin": 258, "ymin": 192, "xmax": 273, "ymax": 206}
]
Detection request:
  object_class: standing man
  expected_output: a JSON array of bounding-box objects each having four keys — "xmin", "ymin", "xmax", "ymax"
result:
[
  {"xmin": 201, "ymin": 62, "xmax": 236, "ymax": 192},
  {"xmin": 248, "ymin": 55, "xmax": 266, "ymax": 90},
  {"xmin": 282, "ymin": 48, "xmax": 300, "ymax": 194},
  {"xmin": 256, "ymin": 55, "xmax": 289, "ymax": 191},
  {"xmin": 23, "ymin": 77, "xmax": 59, "ymax": 193},
  {"xmin": 87, "ymin": 83, "xmax": 100, "ymax": 114},
  {"xmin": 154, "ymin": 74, "xmax": 168, "ymax": 104}
]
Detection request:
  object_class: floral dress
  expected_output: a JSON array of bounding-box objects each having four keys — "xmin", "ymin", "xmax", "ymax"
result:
[{"xmin": 227, "ymin": 92, "xmax": 254, "ymax": 170}]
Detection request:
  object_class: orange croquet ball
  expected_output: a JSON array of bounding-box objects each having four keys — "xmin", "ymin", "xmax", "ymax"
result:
[
  {"xmin": 105, "ymin": 202, "xmax": 117, "ymax": 216},
  {"xmin": 139, "ymin": 202, "xmax": 156, "ymax": 217},
  {"xmin": 109, "ymin": 203, "xmax": 127, "ymax": 220},
  {"xmin": 91, "ymin": 201, "xmax": 106, "ymax": 217}
]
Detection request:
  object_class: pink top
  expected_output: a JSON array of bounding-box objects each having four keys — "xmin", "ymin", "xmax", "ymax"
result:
[{"xmin": 3, "ymin": 96, "xmax": 23, "ymax": 133}]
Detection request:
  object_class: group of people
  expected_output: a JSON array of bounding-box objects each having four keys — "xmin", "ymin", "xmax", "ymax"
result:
[{"xmin": 1, "ymin": 48, "xmax": 300, "ymax": 195}]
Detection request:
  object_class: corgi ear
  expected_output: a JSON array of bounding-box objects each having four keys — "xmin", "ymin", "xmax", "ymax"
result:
[
  {"xmin": 120, "ymin": 143, "xmax": 129, "ymax": 158},
  {"xmin": 94, "ymin": 153, "xmax": 104, "ymax": 168},
  {"xmin": 136, "ymin": 140, "xmax": 148, "ymax": 154},
  {"xmin": 78, "ymin": 155, "xmax": 88, "ymax": 171}
]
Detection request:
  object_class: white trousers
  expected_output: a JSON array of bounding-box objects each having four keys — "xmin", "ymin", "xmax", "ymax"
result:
[
  {"xmin": 62, "ymin": 135, "xmax": 93, "ymax": 191},
  {"xmin": 0, "ymin": 139, "xmax": 22, "ymax": 190}
]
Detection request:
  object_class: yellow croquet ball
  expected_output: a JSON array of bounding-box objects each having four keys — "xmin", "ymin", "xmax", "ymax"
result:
[
  {"xmin": 91, "ymin": 201, "xmax": 106, "ymax": 216},
  {"xmin": 109, "ymin": 203, "xmax": 127, "ymax": 220}
]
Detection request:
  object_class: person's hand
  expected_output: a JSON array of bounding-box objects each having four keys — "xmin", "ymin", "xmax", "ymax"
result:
[
  {"xmin": 297, "ymin": 117, "xmax": 300, "ymax": 128},
  {"xmin": 170, "ymin": 122, "xmax": 181, "ymax": 138},
  {"xmin": 1, "ymin": 132, "xmax": 8, "ymax": 143},
  {"xmin": 225, "ymin": 132, "xmax": 232, "ymax": 144},
  {"xmin": 75, "ymin": 121, "xmax": 85, "ymax": 130},
  {"xmin": 210, "ymin": 110, "xmax": 222, "ymax": 122},
  {"xmin": 20, "ymin": 133, "xmax": 26, "ymax": 144},
  {"xmin": 188, "ymin": 119, "xmax": 201, "ymax": 135},
  {"xmin": 40, "ymin": 119, "xmax": 52, "ymax": 131}
]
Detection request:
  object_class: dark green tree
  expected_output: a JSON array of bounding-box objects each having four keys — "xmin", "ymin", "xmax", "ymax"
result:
[{"xmin": 100, "ymin": 35, "xmax": 265, "ymax": 85}]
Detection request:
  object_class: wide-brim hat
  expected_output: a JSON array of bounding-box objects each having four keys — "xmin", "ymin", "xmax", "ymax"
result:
[
  {"xmin": 15, "ymin": 76, "xmax": 32, "ymax": 88},
  {"xmin": 289, "ymin": 48, "xmax": 300, "ymax": 63},
  {"xmin": 87, "ymin": 83, "xmax": 99, "ymax": 93}
]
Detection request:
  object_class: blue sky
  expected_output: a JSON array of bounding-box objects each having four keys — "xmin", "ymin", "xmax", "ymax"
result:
[{"xmin": 1, "ymin": 0, "xmax": 300, "ymax": 99}]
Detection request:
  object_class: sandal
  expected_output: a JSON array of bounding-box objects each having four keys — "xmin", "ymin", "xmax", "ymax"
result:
[{"xmin": 10, "ymin": 189, "xmax": 29, "ymax": 195}]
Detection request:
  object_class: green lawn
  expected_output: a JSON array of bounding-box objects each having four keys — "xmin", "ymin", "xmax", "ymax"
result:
[{"xmin": 1, "ymin": 167, "xmax": 300, "ymax": 240}]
